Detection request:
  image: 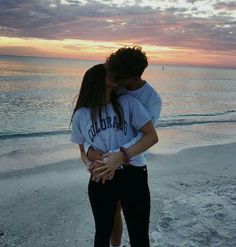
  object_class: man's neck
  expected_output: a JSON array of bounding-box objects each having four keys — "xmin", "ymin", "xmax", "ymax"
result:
[{"xmin": 125, "ymin": 78, "xmax": 146, "ymax": 90}]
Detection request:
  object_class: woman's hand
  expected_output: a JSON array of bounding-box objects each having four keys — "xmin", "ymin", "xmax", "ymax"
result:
[
  {"xmin": 87, "ymin": 147, "xmax": 104, "ymax": 162},
  {"xmin": 90, "ymin": 160, "xmax": 104, "ymax": 181},
  {"xmin": 92, "ymin": 152, "xmax": 124, "ymax": 184}
]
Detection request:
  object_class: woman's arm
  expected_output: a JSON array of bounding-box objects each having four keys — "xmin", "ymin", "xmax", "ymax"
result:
[
  {"xmin": 92, "ymin": 121, "xmax": 158, "ymax": 183},
  {"xmin": 79, "ymin": 144, "xmax": 105, "ymax": 175},
  {"xmin": 79, "ymin": 144, "xmax": 92, "ymax": 169}
]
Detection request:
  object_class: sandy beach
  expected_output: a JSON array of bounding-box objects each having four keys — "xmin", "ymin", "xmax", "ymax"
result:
[{"xmin": 0, "ymin": 142, "xmax": 236, "ymax": 247}]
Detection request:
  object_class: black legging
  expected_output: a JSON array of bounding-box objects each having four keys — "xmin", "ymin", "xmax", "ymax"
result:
[{"xmin": 88, "ymin": 165, "xmax": 150, "ymax": 247}]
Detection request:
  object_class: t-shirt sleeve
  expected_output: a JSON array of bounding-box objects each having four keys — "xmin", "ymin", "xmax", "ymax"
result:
[
  {"xmin": 128, "ymin": 96, "xmax": 152, "ymax": 131},
  {"xmin": 71, "ymin": 111, "xmax": 85, "ymax": 144},
  {"xmin": 148, "ymin": 92, "xmax": 162, "ymax": 128}
]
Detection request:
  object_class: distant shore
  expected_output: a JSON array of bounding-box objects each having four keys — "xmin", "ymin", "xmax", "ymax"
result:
[
  {"xmin": 1, "ymin": 54, "xmax": 236, "ymax": 70},
  {"xmin": 0, "ymin": 142, "xmax": 236, "ymax": 246}
]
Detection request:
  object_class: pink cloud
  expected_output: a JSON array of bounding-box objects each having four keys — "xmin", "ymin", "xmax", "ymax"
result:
[{"xmin": 0, "ymin": 0, "xmax": 235, "ymax": 57}]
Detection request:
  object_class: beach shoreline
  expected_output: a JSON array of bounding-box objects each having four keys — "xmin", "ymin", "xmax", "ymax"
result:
[{"xmin": 0, "ymin": 142, "xmax": 236, "ymax": 246}]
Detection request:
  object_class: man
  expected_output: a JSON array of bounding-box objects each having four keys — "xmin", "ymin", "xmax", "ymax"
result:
[{"xmin": 87, "ymin": 46, "xmax": 162, "ymax": 247}]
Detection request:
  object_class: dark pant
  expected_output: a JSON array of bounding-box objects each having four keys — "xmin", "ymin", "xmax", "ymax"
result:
[{"xmin": 88, "ymin": 165, "xmax": 150, "ymax": 247}]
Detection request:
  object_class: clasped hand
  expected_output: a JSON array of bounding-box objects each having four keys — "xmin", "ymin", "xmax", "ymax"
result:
[{"xmin": 88, "ymin": 152, "xmax": 123, "ymax": 184}]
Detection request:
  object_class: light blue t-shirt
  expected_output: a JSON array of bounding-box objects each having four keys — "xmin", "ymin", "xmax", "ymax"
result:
[
  {"xmin": 119, "ymin": 82, "xmax": 162, "ymax": 128},
  {"xmin": 71, "ymin": 94, "xmax": 151, "ymax": 166},
  {"xmin": 108, "ymin": 81, "xmax": 162, "ymax": 152}
]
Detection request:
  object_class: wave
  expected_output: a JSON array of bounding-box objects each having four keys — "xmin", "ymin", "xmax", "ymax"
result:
[
  {"xmin": 158, "ymin": 119, "xmax": 236, "ymax": 128},
  {"xmin": 0, "ymin": 129, "xmax": 70, "ymax": 140},
  {"xmin": 1, "ymin": 118, "xmax": 236, "ymax": 141},
  {"xmin": 171, "ymin": 110, "xmax": 236, "ymax": 118},
  {"xmin": 190, "ymin": 77, "xmax": 235, "ymax": 81}
]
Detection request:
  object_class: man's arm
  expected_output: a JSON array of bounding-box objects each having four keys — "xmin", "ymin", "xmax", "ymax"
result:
[
  {"xmin": 87, "ymin": 90, "xmax": 162, "ymax": 158},
  {"xmin": 92, "ymin": 121, "xmax": 158, "ymax": 183},
  {"xmin": 112, "ymin": 95, "xmax": 162, "ymax": 151}
]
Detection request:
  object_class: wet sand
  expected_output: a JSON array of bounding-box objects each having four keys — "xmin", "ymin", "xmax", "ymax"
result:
[{"xmin": 0, "ymin": 142, "xmax": 235, "ymax": 246}]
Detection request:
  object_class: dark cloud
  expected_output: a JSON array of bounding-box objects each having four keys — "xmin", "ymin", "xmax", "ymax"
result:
[
  {"xmin": 164, "ymin": 7, "xmax": 189, "ymax": 13},
  {"xmin": 0, "ymin": 0, "xmax": 235, "ymax": 52},
  {"xmin": 185, "ymin": 0, "xmax": 208, "ymax": 3},
  {"xmin": 214, "ymin": 2, "xmax": 236, "ymax": 11}
]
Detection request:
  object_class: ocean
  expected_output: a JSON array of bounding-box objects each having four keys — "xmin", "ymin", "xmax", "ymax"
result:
[{"xmin": 0, "ymin": 55, "xmax": 236, "ymax": 173}]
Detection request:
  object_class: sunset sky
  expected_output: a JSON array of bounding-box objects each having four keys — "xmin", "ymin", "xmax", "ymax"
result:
[{"xmin": 0, "ymin": 0, "xmax": 235, "ymax": 68}]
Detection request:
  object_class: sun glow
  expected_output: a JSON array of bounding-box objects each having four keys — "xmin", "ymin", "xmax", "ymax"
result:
[
  {"xmin": 0, "ymin": 36, "xmax": 175, "ymax": 61},
  {"xmin": 0, "ymin": 36, "xmax": 235, "ymax": 68}
]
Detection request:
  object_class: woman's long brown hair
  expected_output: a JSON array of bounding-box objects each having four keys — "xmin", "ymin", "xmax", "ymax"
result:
[{"xmin": 70, "ymin": 64, "xmax": 124, "ymax": 129}]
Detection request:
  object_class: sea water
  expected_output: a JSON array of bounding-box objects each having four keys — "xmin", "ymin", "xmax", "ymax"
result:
[{"xmin": 0, "ymin": 55, "xmax": 236, "ymax": 172}]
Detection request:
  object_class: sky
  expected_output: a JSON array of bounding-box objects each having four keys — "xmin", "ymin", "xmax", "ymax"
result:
[{"xmin": 0, "ymin": 0, "xmax": 236, "ymax": 68}]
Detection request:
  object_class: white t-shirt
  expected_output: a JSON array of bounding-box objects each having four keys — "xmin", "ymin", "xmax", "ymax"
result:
[
  {"xmin": 105, "ymin": 82, "xmax": 162, "ymax": 153},
  {"xmin": 71, "ymin": 94, "xmax": 151, "ymax": 166},
  {"xmin": 119, "ymin": 81, "xmax": 162, "ymax": 128}
]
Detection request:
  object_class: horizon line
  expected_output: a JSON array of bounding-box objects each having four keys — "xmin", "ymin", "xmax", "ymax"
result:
[{"xmin": 0, "ymin": 53, "xmax": 235, "ymax": 70}]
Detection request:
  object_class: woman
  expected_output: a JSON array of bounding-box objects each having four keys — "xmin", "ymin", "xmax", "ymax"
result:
[{"xmin": 71, "ymin": 64, "xmax": 158, "ymax": 247}]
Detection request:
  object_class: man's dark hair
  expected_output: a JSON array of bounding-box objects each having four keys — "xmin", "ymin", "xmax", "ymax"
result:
[{"xmin": 106, "ymin": 46, "xmax": 148, "ymax": 79}]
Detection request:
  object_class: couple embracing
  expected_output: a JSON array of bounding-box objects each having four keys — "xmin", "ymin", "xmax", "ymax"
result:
[{"xmin": 71, "ymin": 46, "xmax": 162, "ymax": 247}]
